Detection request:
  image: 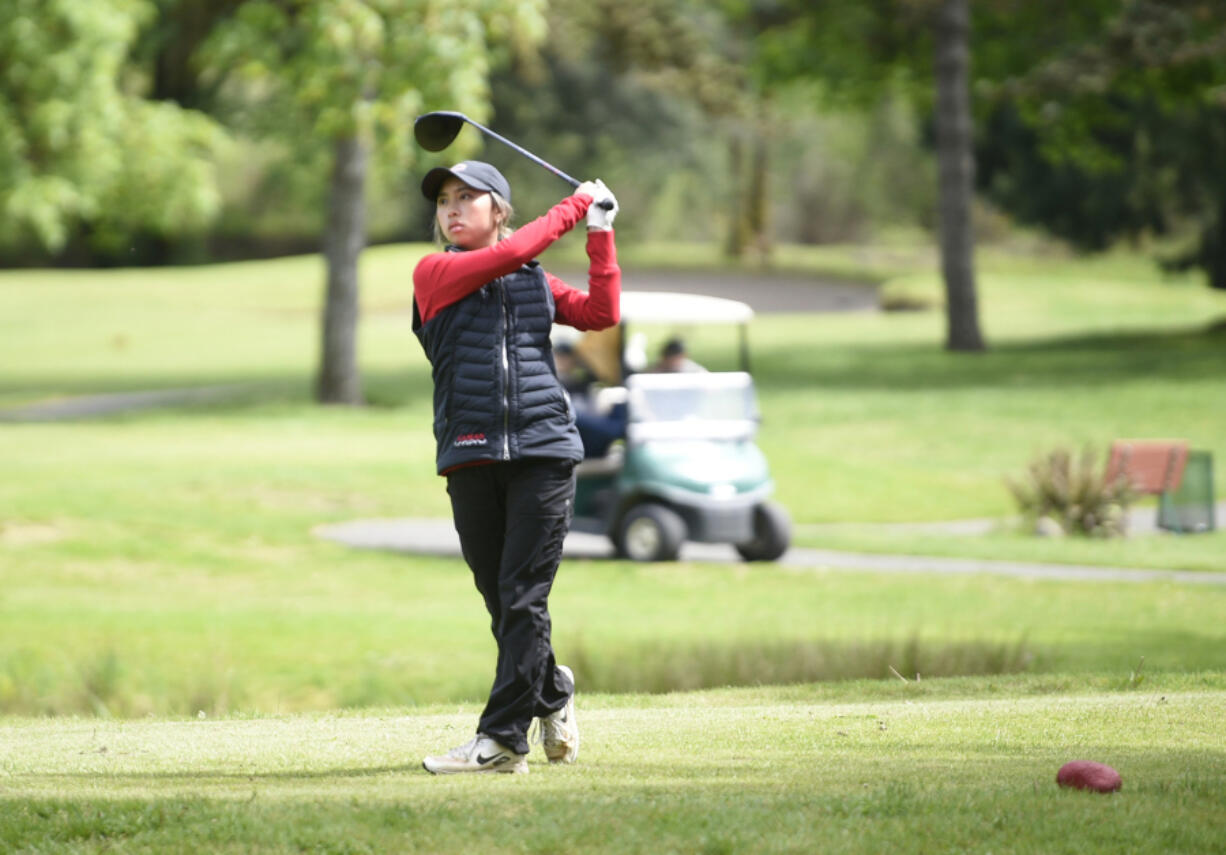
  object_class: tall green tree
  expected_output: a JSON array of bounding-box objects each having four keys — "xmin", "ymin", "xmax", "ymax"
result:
[
  {"xmin": 978, "ymin": 0, "xmax": 1226, "ymax": 290},
  {"xmin": 0, "ymin": 0, "xmax": 224, "ymax": 257},
  {"xmin": 141, "ymin": 0, "xmax": 243, "ymax": 109},
  {"xmin": 539, "ymin": 0, "xmax": 774, "ymax": 259},
  {"xmin": 756, "ymin": 1, "xmax": 1226, "ymax": 306},
  {"xmin": 749, "ymin": 0, "xmax": 988, "ymax": 350},
  {"xmin": 203, "ymin": 0, "xmax": 546, "ymax": 404},
  {"xmin": 932, "ymin": 0, "xmax": 983, "ymax": 351}
]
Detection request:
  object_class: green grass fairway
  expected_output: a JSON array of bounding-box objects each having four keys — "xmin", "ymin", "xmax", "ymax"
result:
[
  {"xmin": 4, "ymin": 240, "xmax": 1224, "ymax": 541},
  {"xmin": 3, "ymin": 240, "xmax": 1225, "ymax": 851},
  {"xmin": 3, "ymin": 677, "xmax": 1224, "ymax": 853},
  {"xmin": 5, "ymin": 518, "xmax": 1226, "ymax": 716}
]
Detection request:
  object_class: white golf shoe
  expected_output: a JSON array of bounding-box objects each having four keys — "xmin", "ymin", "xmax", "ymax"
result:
[
  {"xmin": 540, "ymin": 664, "xmax": 579, "ymax": 764},
  {"xmin": 422, "ymin": 734, "xmax": 527, "ymax": 775}
]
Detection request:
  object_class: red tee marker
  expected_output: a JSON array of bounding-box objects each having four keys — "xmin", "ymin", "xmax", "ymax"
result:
[{"xmin": 1057, "ymin": 760, "xmax": 1122, "ymax": 793}]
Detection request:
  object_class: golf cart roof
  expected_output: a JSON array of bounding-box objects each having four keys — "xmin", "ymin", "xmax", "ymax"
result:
[{"xmin": 619, "ymin": 291, "xmax": 754, "ymax": 325}]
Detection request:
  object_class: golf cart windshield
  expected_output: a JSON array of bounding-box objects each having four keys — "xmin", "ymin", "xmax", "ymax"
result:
[{"xmin": 625, "ymin": 372, "xmax": 759, "ymax": 442}]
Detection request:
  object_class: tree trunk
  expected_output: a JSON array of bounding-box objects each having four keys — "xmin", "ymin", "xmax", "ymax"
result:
[
  {"xmin": 152, "ymin": 0, "xmax": 242, "ymax": 109},
  {"xmin": 1204, "ymin": 194, "xmax": 1226, "ymax": 290},
  {"xmin": 747, "ymin": 113, "xmax": 771, "ymax": 266},
  {"xmin": 316, "ymin": 134, "xmax": 368, "ymax": 405},
  {"xmin": 934, "ymin": 0, "xmax": 985, "ymax": 352},
  {"xmin": 724, "ymin": 131, "xmax": 749, "ymax": 259}
]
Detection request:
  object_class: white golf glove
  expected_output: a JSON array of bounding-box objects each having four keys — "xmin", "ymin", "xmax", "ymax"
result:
[{"xmin": 585, "ymin": 179, "xmax": 618, "ymax": 231}]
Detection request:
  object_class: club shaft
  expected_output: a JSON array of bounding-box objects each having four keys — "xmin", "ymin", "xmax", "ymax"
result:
[
  {"xmin": 465, "ymin": 119, "xmax": 581, "ymax": 188},
  {"xmin": 440, "ymin": 113, "xmax": 611, "ymax": 209}
]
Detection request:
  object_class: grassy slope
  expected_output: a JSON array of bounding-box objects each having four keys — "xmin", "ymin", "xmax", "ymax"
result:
[
  {"xmin": 2, "ymin": 241, "xmax": 1226, "ymax": 720},
  {"xmin": 4, "ymin": 529, "xmax": 1226, "ymax": 715},
  {"xmin": 3, "ymin": 677, "xmax": 1225, "ymax": 854},
  {"xmin": 4, "ymin": 241, "xmax": 1225, "ymax": 568},
  {"xmin": 3, "ymin": 242, "xmax": 1226, "ymax": 852}
]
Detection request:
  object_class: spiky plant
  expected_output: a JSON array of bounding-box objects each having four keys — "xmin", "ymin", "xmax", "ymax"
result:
[{"xmin": 1006, "ymin": 446, "xmax": 1135, "ymax": 537}]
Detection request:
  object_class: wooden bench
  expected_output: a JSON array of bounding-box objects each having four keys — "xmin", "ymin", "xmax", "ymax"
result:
[{"xmin": 1105, "ymin": 440, "xmax": 1189, "ymax": 494}]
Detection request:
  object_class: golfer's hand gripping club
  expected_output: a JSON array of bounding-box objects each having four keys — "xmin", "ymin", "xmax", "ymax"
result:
[{"xmin": 576, "ymin": 180, "xmax": 618, "ymax": 230}]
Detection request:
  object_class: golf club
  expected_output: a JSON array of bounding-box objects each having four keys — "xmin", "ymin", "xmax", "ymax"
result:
[{"xmin": 414, "ymin": 111, "xmax": 614, "ymax": 209}]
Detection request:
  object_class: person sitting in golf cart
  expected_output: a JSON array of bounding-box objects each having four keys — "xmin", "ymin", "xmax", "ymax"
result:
[
  {"xmin": 553, "ymin": 341, "xmax": 596, "ymax": 399},
  {"xmin": 650, "ymin": 336, "xmax": 707, "ymax": 374},
  {"xmin": 575, "ymin": 401, "xmax": 626, "ymax": 459},
  {"xmin": 555, "ymin": 341, "xmax": 625, "ymax": 458}
]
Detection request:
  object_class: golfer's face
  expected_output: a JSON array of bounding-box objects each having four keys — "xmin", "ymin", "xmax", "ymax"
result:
[{"xmin": 436, "ymin": 177, "xmax": 499, "ymax": 249}]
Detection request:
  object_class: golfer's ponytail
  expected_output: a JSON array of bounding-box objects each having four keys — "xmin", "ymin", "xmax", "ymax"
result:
[{"xmin": 491, "ymin": 192, "xmax": 514, "ymax": 241}]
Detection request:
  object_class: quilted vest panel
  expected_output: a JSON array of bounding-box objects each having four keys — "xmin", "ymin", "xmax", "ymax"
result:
[{"xmin": 414, "ymin": 261, "xmax": 584, "ymax": 473}]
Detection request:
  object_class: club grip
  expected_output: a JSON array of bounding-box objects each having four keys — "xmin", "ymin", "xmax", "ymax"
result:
[{"xmin": 569, "ymin": 178, "xmax": 614, "ymax": 210}]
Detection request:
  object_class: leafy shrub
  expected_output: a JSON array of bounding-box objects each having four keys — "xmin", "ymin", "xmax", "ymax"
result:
[{"xmin": 1006, "ymin": 446, "xmax": 1135, "ymax": 537}]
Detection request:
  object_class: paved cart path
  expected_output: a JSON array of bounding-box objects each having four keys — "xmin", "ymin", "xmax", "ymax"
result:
[
  {"xmin": 314, "ymin": 516, "xmax": 1226, "ymax": 585},
  {"xmin": 0, "ymin": 385, "xmax": 251, "ymax": 423}
]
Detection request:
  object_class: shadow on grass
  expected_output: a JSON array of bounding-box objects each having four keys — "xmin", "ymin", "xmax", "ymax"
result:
[
  {"xmin": 25, "ymin": 764, "xmax": 425, "ymax": 783},
  {"xmin": 2, "ymin": 748, "xmax": 1224, "ymax": 853},
  {"xmin": 566, "ymin": 635, "xmax": 1037, "ymax": 695},
  {"xmin": 0, "ymin": 636, "xmax": 1032, "ymax": 717},
  {"xmin": 757, "ymin": 322, "xmax": 1226, "ymax": 392},
  {"xmin": 7, "ymin": 626, "xmax": 1223, "ymax": 717},
  {"xmin": 562, "ymin": 628, "xmax": 1226, "ymax": 698},
  {"xmin": 7, "ymin": 322, "xmax": 1221, "ymax": 418},
  {"xmin": 0, "ymin": 368, "xmax": 435, "ymax": 420}
]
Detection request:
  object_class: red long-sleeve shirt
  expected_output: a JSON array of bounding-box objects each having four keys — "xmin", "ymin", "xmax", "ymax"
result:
[{"xmin": 412, "ymin": 194, "xmax": 620, "ymax": 328}]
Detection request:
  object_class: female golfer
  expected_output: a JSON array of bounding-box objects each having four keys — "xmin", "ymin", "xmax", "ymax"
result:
[{"xmin": 412, "ymin": 160, "xmax": 620, "ymax": 774}]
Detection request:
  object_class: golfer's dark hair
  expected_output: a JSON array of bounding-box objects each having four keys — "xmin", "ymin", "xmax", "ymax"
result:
[{"xmin": 432, "ymin": 191, "xmax": 514, "ymax": 245}]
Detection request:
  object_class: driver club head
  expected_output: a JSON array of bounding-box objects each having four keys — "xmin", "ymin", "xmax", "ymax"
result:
[{"xmin": 414, "ymin": 111, "xmax": 467, "ymax": 152}]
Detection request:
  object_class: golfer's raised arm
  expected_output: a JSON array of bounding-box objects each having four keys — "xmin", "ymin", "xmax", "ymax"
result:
[
  {"xmin": 547, "ymin": 245, "xmax": 620, "ymax": 331},
  {"xmin": 413, "ymin": 193, "xmax": 594, "ymax": 323},
  {"xmin": 551, "ymin": 179, "xmax": 620, "ymax": 330}
]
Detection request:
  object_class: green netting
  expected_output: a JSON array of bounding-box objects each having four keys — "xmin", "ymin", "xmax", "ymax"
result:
[{"xmin": 1158, "ymin": 451, "xmax": 1216, "ymax": 533}]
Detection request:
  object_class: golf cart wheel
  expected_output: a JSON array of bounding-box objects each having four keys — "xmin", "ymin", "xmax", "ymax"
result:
[
  {"xmin": 735, "ymin": 502, "xmax": 791, "ymax": 562},
  {"xmin": 614, "ymin": 503, "xmax": 686, "ymax": 562}
]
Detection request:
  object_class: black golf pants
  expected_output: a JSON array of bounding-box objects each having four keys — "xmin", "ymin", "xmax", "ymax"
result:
[{"xmin": 446, "ymin": 457, "xmax": 576, "ymax": 754}]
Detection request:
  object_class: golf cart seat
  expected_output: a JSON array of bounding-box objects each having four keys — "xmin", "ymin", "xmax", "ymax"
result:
[
  {"xmin": 574, "ymin": 385, "xmax": 628, "ymax": 460},
  {"xmin": 575, "ymin": 440, "xmax": 625, "ymax": 477}
]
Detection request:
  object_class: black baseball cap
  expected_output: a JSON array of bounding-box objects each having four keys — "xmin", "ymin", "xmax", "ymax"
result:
[{"xmin": 421, "ymin": 160, "xmax": 511, "ymax": 203}]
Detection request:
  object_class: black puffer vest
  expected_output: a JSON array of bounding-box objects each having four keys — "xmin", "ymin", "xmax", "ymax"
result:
[{"xmin": 413, "ymin": 259, "xmax": 584, "ymax": 474}]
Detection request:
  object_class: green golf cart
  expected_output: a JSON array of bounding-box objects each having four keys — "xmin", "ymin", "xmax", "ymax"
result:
[{"xmin": 558, "ymin": 292, "xmax": 791, "ymax": 562}]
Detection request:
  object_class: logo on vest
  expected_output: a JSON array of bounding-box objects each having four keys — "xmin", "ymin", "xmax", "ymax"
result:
[{"xmin": 454, "ymin": 432, "xmax": 488, "ymax": 447}]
